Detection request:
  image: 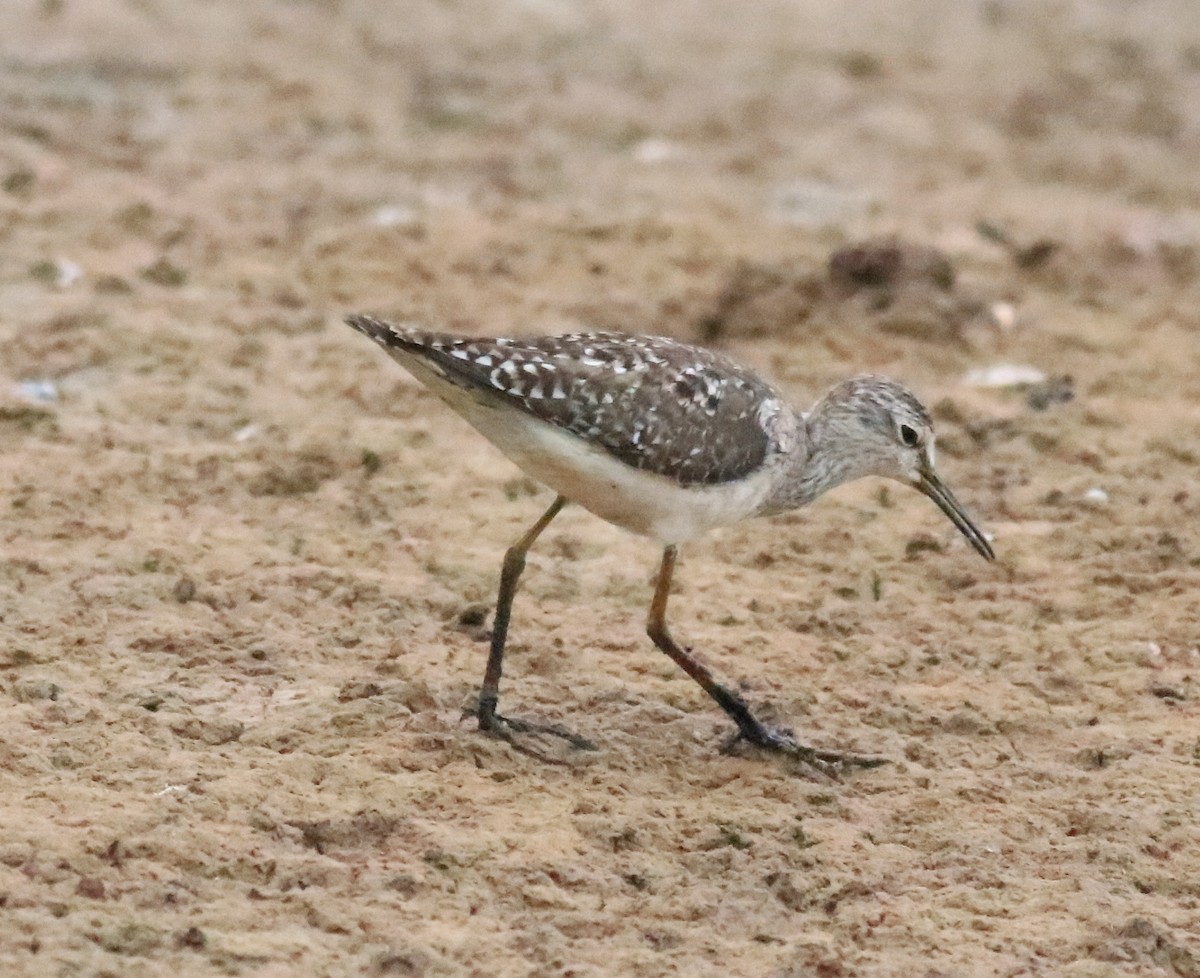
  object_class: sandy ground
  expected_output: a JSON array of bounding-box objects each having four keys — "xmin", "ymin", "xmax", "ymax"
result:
[{"xmin": 2, "ymin": 1, "xmax": 1200, "ymax": 975}]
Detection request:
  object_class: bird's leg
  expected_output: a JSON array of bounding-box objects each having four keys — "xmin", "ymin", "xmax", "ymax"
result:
[
  {"xmin": 645, "ymin": 545, "xmax": 885, "ymax": 775},
  {"xmin": 646, "ymin": 546, "xmax": 774, "ymax": 740},
  {"xmin": 479, "ymin": 496, "xmax": 566, "ymax": 725},
  {"xmin": 476, "ymin": 496, "xmax": 594, "ymax": 752}
]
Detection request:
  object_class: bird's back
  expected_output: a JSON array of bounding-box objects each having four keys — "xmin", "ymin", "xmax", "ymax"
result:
[{"xmin": 347, "ymin": 315, "xmax": 789, "ymax": 487}]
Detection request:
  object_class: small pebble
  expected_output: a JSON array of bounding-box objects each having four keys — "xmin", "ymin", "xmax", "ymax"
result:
[
  {"xmin": 632, "ymin": 138, "xmax": 676, "ymax": 164},
  {"xmin": 1026, "ymin": 376, "xmax": 1074, "ymax": 411},
  {"xmin": 173, "ymin": 577, "xmax": 197, "ymax": 603},
  {"xmin": 17, "ymin": 379, "xmax": 58, "ymax": 403},
  {"xmin": 769, "ymin": 179, "xmax": 872, "ymax": 229},
  {"xmin": 989, "ymin": 301, "xmax": 1017, "ymax": 331},
  {"xmin": 371, "ymin": 204, "xmax": 418, "ymax": 228}
]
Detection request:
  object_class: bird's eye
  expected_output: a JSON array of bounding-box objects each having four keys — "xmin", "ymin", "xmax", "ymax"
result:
[{"xmin": 899, "ymin": 424, "xmax": 921, "ymax": 448}]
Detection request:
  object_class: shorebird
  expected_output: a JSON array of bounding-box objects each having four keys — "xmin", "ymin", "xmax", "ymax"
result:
[{"xmin": 347, "ymin": 314, "xmax": 994, "ymax": 770}]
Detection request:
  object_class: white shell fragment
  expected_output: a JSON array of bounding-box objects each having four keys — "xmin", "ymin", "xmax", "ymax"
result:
[{"xmin": 963, "ymin": 364, "xmax": 1047, "ymax": 388}]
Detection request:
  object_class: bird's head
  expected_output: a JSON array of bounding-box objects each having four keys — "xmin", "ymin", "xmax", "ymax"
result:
[{"xmin": 807, "ymin": 376, "xmax": 994, "ymax": 560}]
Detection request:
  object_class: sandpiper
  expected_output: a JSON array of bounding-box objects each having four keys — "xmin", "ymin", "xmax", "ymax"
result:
[{"xmin": 347, "ymin": 314, "xmax": 994, "ymax": 770}]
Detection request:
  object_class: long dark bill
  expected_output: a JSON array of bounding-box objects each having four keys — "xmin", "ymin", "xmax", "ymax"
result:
[{"xmin": 917, "ymin": 467, "xmax": 995, "ymax": 561}]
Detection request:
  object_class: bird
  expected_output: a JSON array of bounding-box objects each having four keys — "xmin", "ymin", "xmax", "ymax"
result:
[{"xmin": 346, "ymin": 314, "xmax": 994, "ymax": 771}]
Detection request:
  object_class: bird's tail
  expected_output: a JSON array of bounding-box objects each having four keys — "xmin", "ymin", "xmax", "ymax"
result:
[{"xmin": 345, "ymin": 314, "xmax": 443, "ymax": 352}]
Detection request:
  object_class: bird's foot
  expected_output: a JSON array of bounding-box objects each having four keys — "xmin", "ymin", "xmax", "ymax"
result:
[
  {"xmin": 488, "ymin": 712, "xmax": 597, "ymax": 752},
  {"xmin": 471, "ymin": 704, "xmax": 597, "ymax": 756},
  {"xmin": 722, "ymin": 723, "xmax": 887, "ymax": 779}
]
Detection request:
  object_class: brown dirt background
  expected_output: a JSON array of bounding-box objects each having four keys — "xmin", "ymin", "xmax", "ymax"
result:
[{"xmin": 2, "ymin": 1, "xmax": 1199, "ymax": 975}]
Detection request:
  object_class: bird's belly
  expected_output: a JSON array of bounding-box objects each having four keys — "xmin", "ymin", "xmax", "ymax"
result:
[
  {"xmin": 412, "ymin": 366, "xmax": 773, "ymax": 543},
  {"xmin": 499, "ymin": 418, "xmax": 773, "ymax": 543}
]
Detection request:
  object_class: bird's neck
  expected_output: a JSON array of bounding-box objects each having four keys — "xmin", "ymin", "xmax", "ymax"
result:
[{"xmin": 763, "ymin": 411, "xmax": 871, "ymax": 513}]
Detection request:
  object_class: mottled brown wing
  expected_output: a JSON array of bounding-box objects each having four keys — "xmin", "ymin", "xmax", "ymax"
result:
[{"xmin": 347, "ymin": 317, "xmax": 780, "ymax": 486}]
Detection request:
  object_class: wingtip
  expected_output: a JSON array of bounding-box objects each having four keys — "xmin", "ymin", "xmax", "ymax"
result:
[
  {"xmin": 345, "ymin": 313, "xmax": 384, "ymax": 334},
  {"xmin": 345, "ymin": 313, "xmax": 407, "ymax": 348}
]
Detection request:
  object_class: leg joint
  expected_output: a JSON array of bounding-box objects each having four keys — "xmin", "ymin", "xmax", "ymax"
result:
[{"xmin": 501, "ymin": 546, "xmax": 527, "ymax": 579}]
